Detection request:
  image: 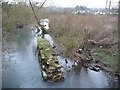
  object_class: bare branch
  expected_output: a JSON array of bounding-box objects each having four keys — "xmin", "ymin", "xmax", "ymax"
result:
[
  {"xmin": 29, "ymin": 0, "xmax": 47, "ymax": 27},
  {"xmin": 38, "ymin": 0, "xmax": 47, "ymax": 10}
]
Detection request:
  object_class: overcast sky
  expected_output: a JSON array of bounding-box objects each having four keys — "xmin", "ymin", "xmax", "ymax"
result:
[
  {"xmin": 47, "ymin": 0, "xmax": 119, "ymax": 8},
  {"xmin": 4, "ymin": 0, "xmax": 119, "ymax": 8}
]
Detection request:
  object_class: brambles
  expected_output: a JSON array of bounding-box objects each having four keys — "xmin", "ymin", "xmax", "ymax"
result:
[
  {"xmin": 48, "ymin": 14, "xmax": 110, "ymax": 58},
  {"xmin": 48, "ymin": 13, "xmax": 118, "ymax": 73}
]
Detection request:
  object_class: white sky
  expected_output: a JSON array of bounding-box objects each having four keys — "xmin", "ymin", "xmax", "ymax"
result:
[{"xmin": 4, "ymin": 0, "xmax": 119, "ymax": 8}]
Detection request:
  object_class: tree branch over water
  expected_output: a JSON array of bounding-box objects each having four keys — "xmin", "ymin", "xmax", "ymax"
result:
[{"xmin": 29, "ymin": 0, "xmax": 47, "ymax": 27}]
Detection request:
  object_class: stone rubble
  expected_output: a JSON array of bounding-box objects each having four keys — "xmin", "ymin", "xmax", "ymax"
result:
[{"xmin": 37, "ymin": 38, "xmax": 64, "ymax": 82}]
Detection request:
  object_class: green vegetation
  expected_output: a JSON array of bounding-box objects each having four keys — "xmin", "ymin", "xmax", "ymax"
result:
[
  {"xmin": 37, "ymin": 38, "xmax": 63, "ymax": 82},
  {"xmin": 2, "ymin": 2, "xmax": 34, "ymax": 42},
  {"xmin": 94, "ymin": 48, "xmax": 118, "ymax": 73},
  {"xmin": 2, "ymin": 2, "xmax": 33, "ymax": 31},
  {"xmin": 38, "ymin": 38, "xmax": 55, "ymax": 58},
  {"xmin": 2, "ymin": 2, "xmax": 49, "ymax": 42},
  {"xmin": 2, "ymin": 2, "xmax": 48, "ymax": 32}
]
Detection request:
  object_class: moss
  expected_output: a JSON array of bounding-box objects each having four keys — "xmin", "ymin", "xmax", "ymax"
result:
[
  {"xmin": 95, "ymin": 48, "xmax": 118, "ymax": 73},
  {"xmin": 37, "ymin": 38, "xmax": 64, "ymax": 81},
  {"xmin": 38, "ymin": 38, "xmax": 55, "ymax": 58}
]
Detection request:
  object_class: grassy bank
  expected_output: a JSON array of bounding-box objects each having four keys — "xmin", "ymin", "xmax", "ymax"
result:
[
  {"xmin": 93, "ymin": 47, "xmax": 118, "ymax": 73},
  {"xmin": 48, "ymin": 14, "xmax": 109, "ymax": 56},
  {"xmin": 48, "ymin": 14, "xmax": 118, "ymax": 73},
  {"xmin": 2, "ymin": 2, "xmax": 33, "ymax": 31},
  {"xmin": 2, "ymin": 2, "xmax": 49, "ymax": 33}
]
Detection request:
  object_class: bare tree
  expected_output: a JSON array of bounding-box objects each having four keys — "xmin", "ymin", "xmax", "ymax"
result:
[
  {"xmin": 29, "ymin": 0, "xmax": 47, "ymax": 38},
  {"xmin": 29, "ymin": 0, "xmax": 46, "ymax": 26}
]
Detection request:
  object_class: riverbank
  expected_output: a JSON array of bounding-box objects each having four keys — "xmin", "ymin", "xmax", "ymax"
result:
[
  {"xmin": 48, "ymin": 14, "xmax": 119, "ymax": 78},
  {"xmin": 3, "ymin": 26, "xmax": 118, "ymax": 88}
]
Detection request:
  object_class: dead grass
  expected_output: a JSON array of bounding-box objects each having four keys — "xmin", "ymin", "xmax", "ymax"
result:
[
  {"xmin": 48, "ymin": 13, "xmax": 117, "ymax": 58},
  {"xmin": 48, "ymin": 13, "xmax": 118, "ymax": 73}
]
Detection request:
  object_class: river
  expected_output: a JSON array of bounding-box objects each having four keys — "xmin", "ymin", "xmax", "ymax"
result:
[{"xmin": 2, "ymin": 26, "xmax": 117, "ymax": 88}]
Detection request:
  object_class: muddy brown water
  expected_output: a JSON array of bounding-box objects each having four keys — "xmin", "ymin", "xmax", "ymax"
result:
[{"xmin": 2, "ymin": 26, "xmax": 118, "ymax": 88}]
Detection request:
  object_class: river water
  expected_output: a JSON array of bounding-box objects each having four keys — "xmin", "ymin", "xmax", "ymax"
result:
[{"xmin": 2, "ymin": 26, "xmax": 117, "ymax": 88}]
